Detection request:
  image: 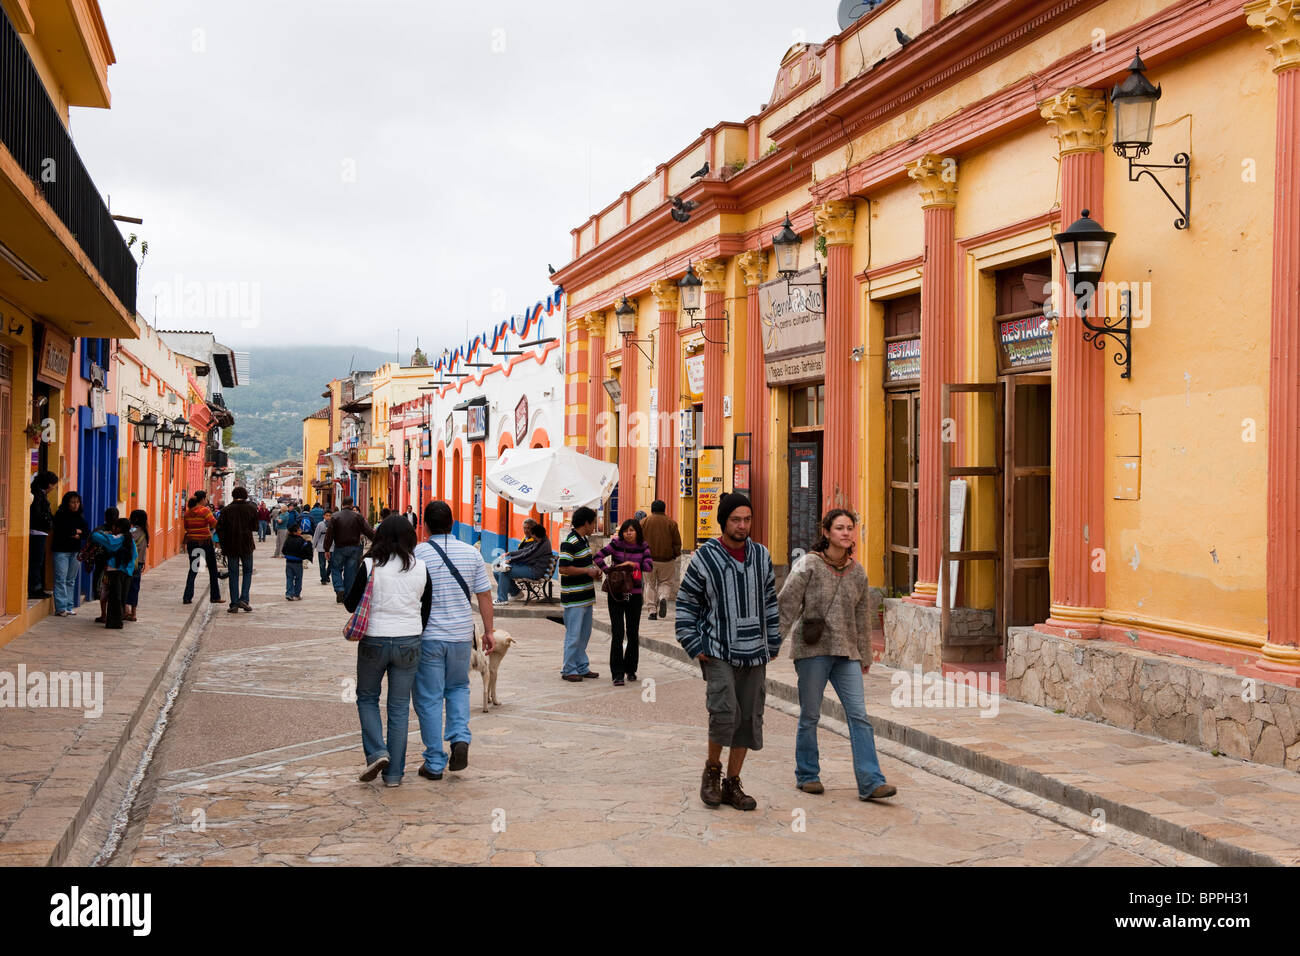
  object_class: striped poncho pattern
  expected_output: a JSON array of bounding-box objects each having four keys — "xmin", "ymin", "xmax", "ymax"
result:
[{"xmin": 675, "ymin": 538, "xmax": 782, "ymax": 666}]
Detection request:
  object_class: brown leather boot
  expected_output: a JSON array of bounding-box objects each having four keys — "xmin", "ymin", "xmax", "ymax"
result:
[
  {"xmin": 700, "ymin": 760, "xmax": 723, "ymax": 807},
  {"xmin": 721, "ymin": 775, "xmax": 757, "ymax": 811}
]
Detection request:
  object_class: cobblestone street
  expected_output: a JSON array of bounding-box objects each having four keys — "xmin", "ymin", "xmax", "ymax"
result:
[{"xmin": 107, "ymin": 542, "xmax": 1181, "ymax": 867}]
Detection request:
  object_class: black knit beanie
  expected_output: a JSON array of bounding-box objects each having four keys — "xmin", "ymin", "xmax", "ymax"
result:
[{"xmin": 716, "ymin": 492, "xmax": 752, "ymax": 528}]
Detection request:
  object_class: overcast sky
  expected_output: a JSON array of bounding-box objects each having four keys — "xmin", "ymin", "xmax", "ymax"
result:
[{"xmin": 69, "ymin": 0, "xmax": 841, "ymax": 360}]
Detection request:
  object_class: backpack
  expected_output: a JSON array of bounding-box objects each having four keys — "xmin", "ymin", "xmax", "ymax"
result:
[
  {"xmin": 77, "ymin": 538, "xmax": 103, "ymax": 572},
  {"xmin": 299, "ymin": 515, "xmax": 313, "ymax": 533}
]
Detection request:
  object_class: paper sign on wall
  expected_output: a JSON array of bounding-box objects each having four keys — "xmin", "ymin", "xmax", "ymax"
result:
[{"xmin": 941, "ymin": 479, "xmax": 968, "ymax": 610}]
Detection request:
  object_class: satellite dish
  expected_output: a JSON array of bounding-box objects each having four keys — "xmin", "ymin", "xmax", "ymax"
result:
[{"xmin": 838, "ymin": 0, "xmax": 883, "ymax": 31}]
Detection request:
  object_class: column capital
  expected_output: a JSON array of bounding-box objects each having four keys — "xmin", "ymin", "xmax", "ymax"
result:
[
  {"xmin": 1039, "ymin": 87, "xmax": 1108, "ymax": 155},
  {"xmin": 736, "ymin": 249, "xmax": 768, "ymax": 287},
  {"xmin": 905, "ymin": 154, "xmax": 958, "ymax": 207},
  {"xmin": 583, "ymin": 311, "xmax": 606, "ymax": 334},
  {"xmin": 1246, "ymin": 0, "xmax": 1300, "ymax": 72},
  {"xmin": 650, "ymin": 280, "xmax": 679, "ymax": 313},
  {"xmin": 694, "ymin": 258, "xmax": 727, "ymax": 293},
  {"xmin": 814, "ymin": 199, "xmax": 856, "ymax": 245}
]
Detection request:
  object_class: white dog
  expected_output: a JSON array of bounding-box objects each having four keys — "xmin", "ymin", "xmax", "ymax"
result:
[{"xmin": 471, "ymin": 629, "xmax": 517, "ymax": 712}]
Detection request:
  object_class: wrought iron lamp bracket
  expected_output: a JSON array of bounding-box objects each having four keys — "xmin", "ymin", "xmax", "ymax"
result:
[
  {"xmin": 1121, "ymin": 148, "xmax": 1190, "ymax": 230},
  {"xmin": 684, "ymin": 309, "xmax": 731, "ymax": 350},
  {"xmin": 622, "ymin": 333, "xmax": 655, "ymax": 369},
  {"xmin": 1079, "ymin": 288, "xmax": 1133, "ymax": 379}
]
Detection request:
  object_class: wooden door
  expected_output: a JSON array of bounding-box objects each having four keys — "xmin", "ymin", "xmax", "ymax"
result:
[
  {"xmin": 0, "ymin": 349, "xmax": 11, "ymax": 614},
  {"xmin": 1003, "ymin": 375, "xmax": 1052, "ymax": 630},
  {"xmin": 885, "ymin": 391, "xmax": 919, "ymax": 594}
]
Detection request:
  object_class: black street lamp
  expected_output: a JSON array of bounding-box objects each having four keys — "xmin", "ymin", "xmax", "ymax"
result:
[
  {"xmin": 154, "ymin": 419, "xmax": 172, "ymax": 449},
  {"xmin": 1110, "ymin": 49, "xmax": 1190, "ymax": 229},
  {"xmin": 131, "ymin": 412, "xmax": 158, "ymax": 445},
  {"xmin": 1054, "ymin": 209, "xmax": 1132, "ymax": 379},
  {"xmin": 613, "ymin": 296, "xmax": 654, "ymax": 369},
  {"xmin": 771, "ymin": 213, "xmax": 801, "ymax": 279},
  {"xmin": 678, "ymin": 262, "xmax": 703, "ymax": 317}
]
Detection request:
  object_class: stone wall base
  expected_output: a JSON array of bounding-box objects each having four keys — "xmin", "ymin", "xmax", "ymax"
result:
[
  {"xmin": 1006, "ymin": 627, "xmax": 1300, "ymax": 772},
  {"xmin": 882, "ymin": 599, "xmax": 999, "ymax": 673}
]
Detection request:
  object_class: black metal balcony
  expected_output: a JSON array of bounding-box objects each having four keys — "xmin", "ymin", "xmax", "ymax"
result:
[
  {"xmin": 0, "ymin": 6, "xmax": 137, "ymax": 315},
  {"xmin": 206, "ymin": 448, "xmax": 228, "ymax": 468}
]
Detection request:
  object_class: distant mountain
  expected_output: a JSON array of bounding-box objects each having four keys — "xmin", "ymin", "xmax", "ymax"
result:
[{"xmin": 221, "ymin": 345, "xmax": 396, "ymax": 464}]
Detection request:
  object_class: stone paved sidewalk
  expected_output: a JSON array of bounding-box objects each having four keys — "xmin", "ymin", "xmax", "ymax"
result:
[
  {"xmin": 496, "ymin": 596, "xmax": 1300, "ymax": 865},
  {"xmin": 0, "ymin": 549, "xmax": 209, "ymax": 866}
]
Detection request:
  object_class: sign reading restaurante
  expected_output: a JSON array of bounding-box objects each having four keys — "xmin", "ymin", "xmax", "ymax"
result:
[{"xmin": 758, "ymin": 266, "xmax": 825, "ymax": 386}]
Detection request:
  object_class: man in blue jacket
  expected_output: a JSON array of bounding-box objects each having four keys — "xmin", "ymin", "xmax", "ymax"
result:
[{"xmin": 675, "ymin": 492, "xmax": 781, "ymax": 812}]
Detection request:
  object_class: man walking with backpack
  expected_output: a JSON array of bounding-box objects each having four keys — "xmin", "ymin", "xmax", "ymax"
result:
[
  {"xmin": 675, "ymin": 492, "xmax": 781, "ymax": 811},
  {"xmin": 411, "ymin": 501, "xmax": 495, "ymax": 781}
]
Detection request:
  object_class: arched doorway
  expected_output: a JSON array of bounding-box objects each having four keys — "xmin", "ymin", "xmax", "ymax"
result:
[
  {"xmin": 471, "ymin": 443, "xmax": 485, "ymax": 547},
  {"xmin": 452, "ymin": 446, "xmax": 463, "ymax": 533}
]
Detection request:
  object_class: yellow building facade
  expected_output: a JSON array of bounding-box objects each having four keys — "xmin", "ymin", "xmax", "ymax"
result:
[{"xmin": 555, "ymin": 0, "xmax": 1300, "ymax": 767}]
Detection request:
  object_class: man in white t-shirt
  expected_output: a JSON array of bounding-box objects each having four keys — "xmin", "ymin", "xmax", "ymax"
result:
[{"xmin": 411, "ymin": 501, "xmax": 496, "ymax": 780}]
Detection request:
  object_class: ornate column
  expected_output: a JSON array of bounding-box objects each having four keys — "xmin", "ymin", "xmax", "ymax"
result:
[
  {"xmin": 567, "ymin": 313, "xmax": 590, "ymax": 450},
  {"xmin": 737, "ymin": 249, "xmax": 770, "ymax": 543},
  {"xmin": 584, "ymin": 312, "xmax": 606, "ymax": 458},
  {"xmin": 1040, "ymin": 88, "xmax": 1108, "ymax": 637},
  {"xmin": 696, "ymin": 258, "xmax": 727, "ymax": 447},
  {"xmin": 903, "ymin": 157, "xmax": 957, "ymax": 606},
  {"xmin": 1246, "ymin": 0, "xmax": 1300, "ymax": 682},
  {"xmin": 816, "ymin": 200, "xmax": 857, "ymax": 514},
  {"xmin": 652, "ymin": 280, "xmax": 681, "ymax": 518},
  {"xmin": 620, "ymin": 305, "xmax": 639, "ymax": 523}
]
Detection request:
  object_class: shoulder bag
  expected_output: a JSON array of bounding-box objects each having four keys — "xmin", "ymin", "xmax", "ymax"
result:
[
  {"xmin": 428, "ymin": 538, "xmax": 473, "ymax": 606},
  {"xmin": 800, "ymin": 560, "xmax": 846, "ymax": 645},
  {"xmin": 343, "ymin": 559, "xmax": 375, "ymax": 641}
]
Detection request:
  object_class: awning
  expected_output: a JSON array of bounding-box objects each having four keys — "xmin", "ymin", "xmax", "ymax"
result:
[{"xmin": 451, "ymin": 395, "xmax": 488, "ymax": 412}]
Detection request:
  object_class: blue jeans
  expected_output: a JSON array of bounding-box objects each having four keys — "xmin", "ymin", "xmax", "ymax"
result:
[
  {"xmin": 228, "ymin": 552, "xmax": 253, "ymax": 607},
  {"xmin": 561, "ymin": 603, "xmax": 593, "ymax": 676},
  {"xmin": 285, "ymin": 560, "xmax": 303, "ymax": 597},
  {"xmin": 496, "ymin": 565, "xmax": 541, "ymax": 600},
  {"xmin": 331, "ymin": 545, "xmax": 362, "ymax": 595},
  {"xmin": 355, "ymin": 634, "xmax": 421, "ymax": 783},
  {"xmin": 794, "ymin": 656, "xmax": 886, "ymax": 796},
  {"xmin": 413, "ymin": 640, "xmax": 472, "ymax": 772},
  {"xmin": 258, "ymin": 520, "xmax": 269, "ymax": 541},
  {"xmin": 53, "ymin": 551, "xmax": 79, "ymax": 613}
]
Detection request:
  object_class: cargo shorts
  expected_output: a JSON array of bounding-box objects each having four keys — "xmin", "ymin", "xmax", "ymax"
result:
[{"xmin": 700, "ymin": 657, "xmax": 767, "ymax": 751}]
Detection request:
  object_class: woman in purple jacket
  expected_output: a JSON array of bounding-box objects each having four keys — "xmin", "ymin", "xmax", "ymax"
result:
[{"xmin": 595, "ymin": 518, "xmax": 653, "ymax": 686}]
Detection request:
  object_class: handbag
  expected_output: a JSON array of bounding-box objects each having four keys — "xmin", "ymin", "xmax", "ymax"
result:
[
  {"xmin": 343, "ymin": 561, "xmax": 376, "ymax": 641},
  {"xmin": 601, "ymin": 564, "xmax": 635, "ymax": 601},
  {"xmin": 801, "ymin": 563, "xmax": 846, "ymax": 645}
]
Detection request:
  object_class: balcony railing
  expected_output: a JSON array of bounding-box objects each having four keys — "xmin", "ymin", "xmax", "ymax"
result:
[
  {"xmin": 206, "ymin": 448, "xmax": 228, "ymax": 468},
  {"xmin": 0, "ymin": 6, "xmax": 138, "ymax": 314}
]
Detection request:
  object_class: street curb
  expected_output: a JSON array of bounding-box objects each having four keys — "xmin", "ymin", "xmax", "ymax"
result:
[
  {"xmin": 41, "ymin": 592, "xmax": 210, "ymax": 868},
  {"xmin": 591, "ymin": 618, "xmax": 1280, "ymax": 867}
]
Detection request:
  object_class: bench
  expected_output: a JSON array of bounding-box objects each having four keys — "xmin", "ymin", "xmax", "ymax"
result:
[{"xmin": 518, "ymin": 553, "xmax": 557, "ymax": 605}]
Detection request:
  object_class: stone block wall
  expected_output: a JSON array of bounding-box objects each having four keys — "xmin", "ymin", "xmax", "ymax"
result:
[
  {"xmin": 1006, "ymin": 627, "xmax": 1300, "ymax": 772},
  {"xmin": 882, "ymin": 599, "xmax": 998, "ymax": 672}
]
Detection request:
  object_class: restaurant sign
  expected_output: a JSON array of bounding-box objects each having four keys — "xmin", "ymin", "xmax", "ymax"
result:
[
  {"xmin": 885, "ymin": 338, "xmax": 921, "ymax": 384},
  {"xmin": 999, "ymin": 315, "xmax": 1053, "ymax": 369},
  {"xmin": 757, "ymin": 266, "xmax": 825, "ymax": 386}
]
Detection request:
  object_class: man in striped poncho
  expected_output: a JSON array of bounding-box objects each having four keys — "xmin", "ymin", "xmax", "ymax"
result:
[{"xmin": 675, "ymin": 493, "xmax": 781, "ymax": 811}]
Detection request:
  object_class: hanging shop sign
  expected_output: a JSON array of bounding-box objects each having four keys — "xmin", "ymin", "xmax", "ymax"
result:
[
  {"xmin": 885, "ymin": 338, "xmax": 921, "ymax": 384},
  {"xmin": 467, "ymin": 405, "xmax": 488, "ymax": 442},
  {"xmin": 36, "ymin": 327, "xmax": 72, "ymax": 388},
  {"xmin": 758, "ymin": 266, "xmax": 826, "ymax": 386},
  {"xmin": 678, "ymin": 412, "xmax": 695, "ymax": 496},
  {"xmin": 421, "ymin": 428, "xmax": 431, "ymax": 457},
  {"xmin": 998, "ymin": 315, "xmax": 1053, "ymax": 370},
  {"xmin": 684, "ymin": 354, "xmax": 705, "ymax": 402},
  {"xmin": 514, "ymin": 395, "xmax": 529, "ymax": 445},
  {"xmin": 696, "ymin": 446, "xmax": 724, "ymax": 542},
  {"xmin": 444, "ymin": 413, "xmax": 455, "ymax": 448}
]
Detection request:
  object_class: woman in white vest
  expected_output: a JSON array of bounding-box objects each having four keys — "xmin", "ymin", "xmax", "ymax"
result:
[{"xmin": 345, "ymin": 514, "xmax": 432, "ymax": 787}]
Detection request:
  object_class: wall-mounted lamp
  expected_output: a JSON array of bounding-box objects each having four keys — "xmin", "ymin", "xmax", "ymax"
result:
[
  {"xmin": 128, "ymin": 411, "xmax": 159, "ymax": 444},
  {"xmin": 771, "ymin": 214, "xmax": 825, "ymax": 314},
  {"xmin": 1111, "ymin": 49, "xmax": 1190, "ymax": 230},
  {"xmin": 1054, "ymin": 209, "xmax": 1131, "ymax": 378},
  {"xmin": 677, "ymin": 262, "xmax": 730, "ymax": 347},
  {"xmin": 153, "ymin": 419, "xmax": 173, "ymax": 449},
  {"xmin": 850, "ymin": 346, "xmax": 865, "ymax": 363},
  {"xmin": 614, "ymin": 296, "xmax": 655, "ymax": 369}
]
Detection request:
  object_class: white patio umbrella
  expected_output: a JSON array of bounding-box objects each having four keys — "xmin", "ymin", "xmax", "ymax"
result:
[{"xmin": 487, "ymin": 445, "xmax": 618, "ymax": 512}]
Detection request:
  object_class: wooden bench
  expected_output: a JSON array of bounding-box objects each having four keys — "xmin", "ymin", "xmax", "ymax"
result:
[{"xmin": 517, "ymin": 553, "xmax": 557, "ymax": 605}]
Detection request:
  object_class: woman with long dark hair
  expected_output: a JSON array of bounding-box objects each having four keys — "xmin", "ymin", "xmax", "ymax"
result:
[
  {"xmin": 51, "ymin": 492, "xmax": 89, "ymax": 616},
  {"xmin": 123, "ymin": 510, "xmax": 150, "ymax": 621},
  {"xmin": 91, "ymin": 517, "xmax": 136, "ymax": 629},
  {"xmin": 778, "ymin": 508, "xmax": 895, "ymax": 802},
  {"xmin": 594, "ymin": 517, "xmax": 653, "ymax": 686},
  {"xmin": 28, "ymin": 471, "xmax": 58, "ymax": 599},
  {"xmin": 344, "ymin": 514, "xmax": 432, "ymax": 788}
]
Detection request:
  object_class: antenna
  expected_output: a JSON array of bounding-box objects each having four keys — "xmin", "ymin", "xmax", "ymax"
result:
[{"xmin": 348, "ymin": 353, "xmax": 355, "ymax": 374}]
